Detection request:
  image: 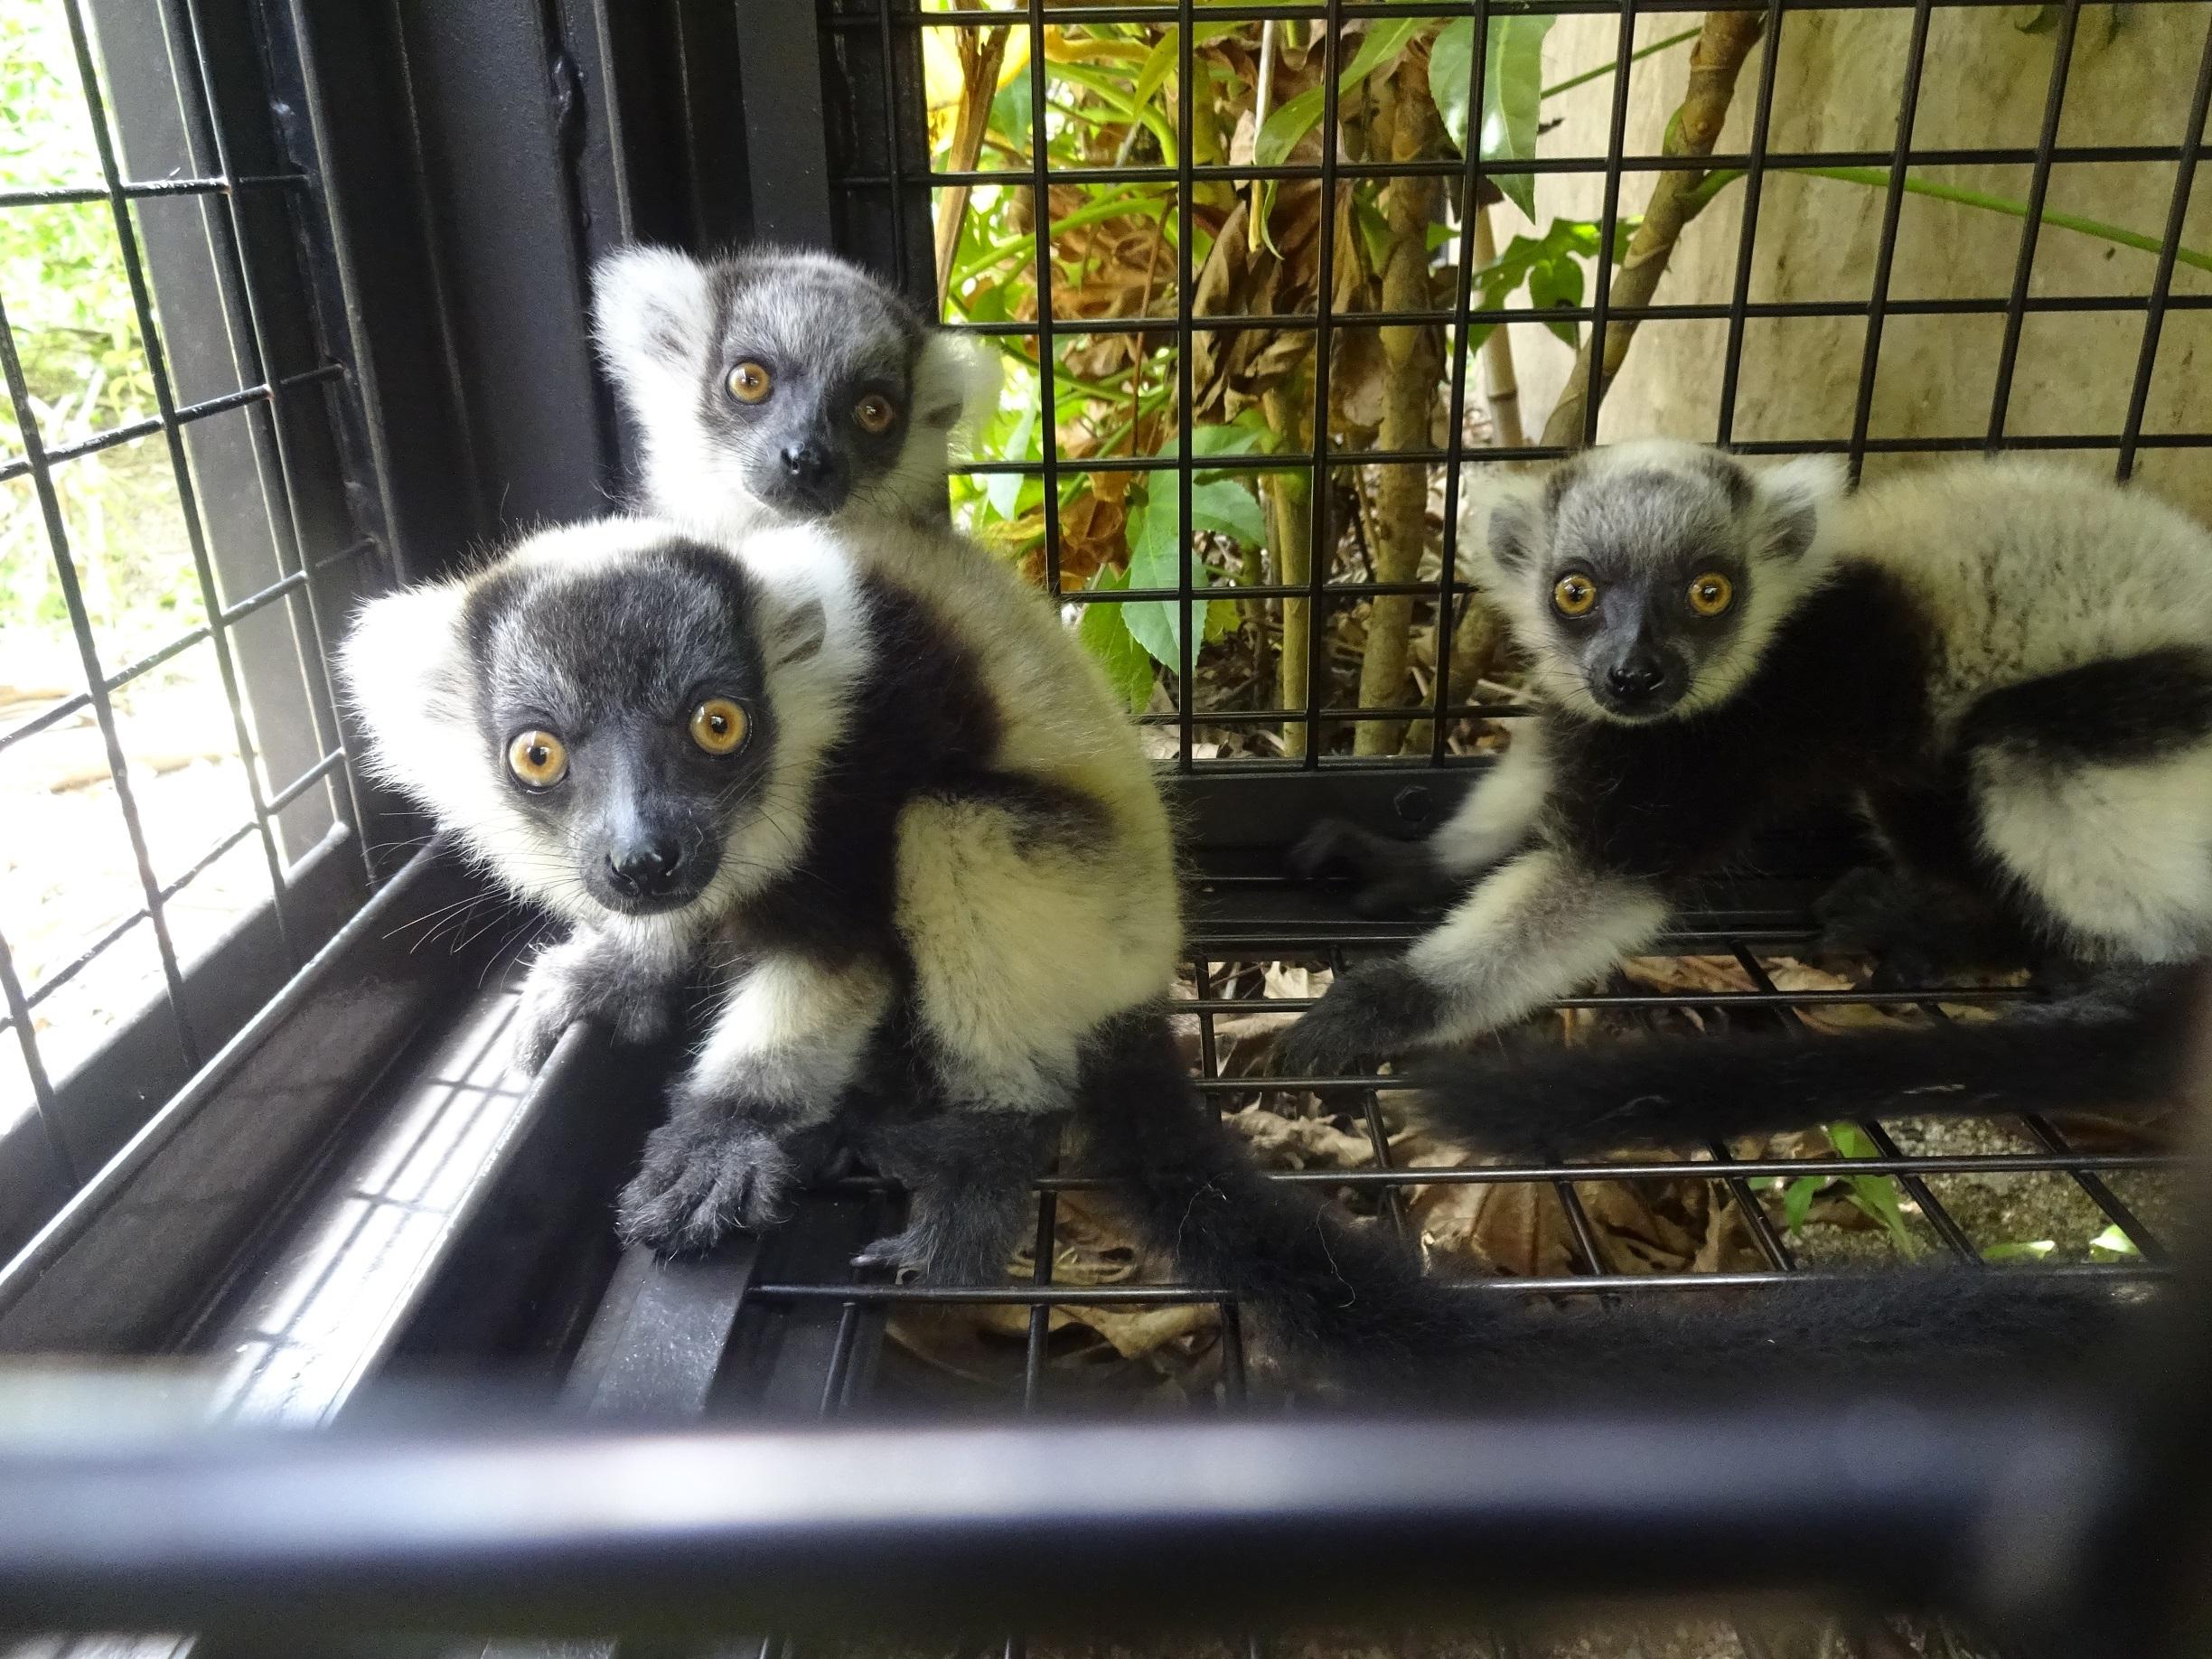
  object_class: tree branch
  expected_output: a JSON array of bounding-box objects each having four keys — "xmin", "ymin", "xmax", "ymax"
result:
[
  {"xmin": 1541, "ymin": 11, "xmax": 1765, "ymax": 448},
  {"xmin": 1353, "ymin": 53, "xmax": 1443, "ymax": 756}
]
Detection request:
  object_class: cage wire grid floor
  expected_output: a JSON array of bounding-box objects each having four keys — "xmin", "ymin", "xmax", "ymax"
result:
[{"xmin": 509, "ymin": 866, "xmax": 2177, "ymax": 1659}]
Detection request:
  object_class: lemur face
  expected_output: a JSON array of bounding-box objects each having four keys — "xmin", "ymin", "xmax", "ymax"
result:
[
  {"xmin": 699, "ymin": 283, "xmax": 918, "ymax": 519},
  {"xmin": 464, "ymin": 543, "xmax": 780, "ymax": 915},
  {"xmin": 342, "ymin": 518, "xmax": 845, "ymax": 938},
  {"xmin": 1483, "ymin": 441, "xmax": 1838, "ymax": 723},
  {"xmin": 593, "ymin": 246, "xmax": 992, "ymax": 531}
]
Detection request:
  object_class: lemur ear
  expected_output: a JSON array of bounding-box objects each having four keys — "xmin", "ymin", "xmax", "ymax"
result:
[
  {"xmin": 914, "ymin": 331, "xmax": 1002, "ymax": 447},
  {"xmin": 592, "ymin": 246, "xmax": 716, "ymax": 403},
  {"xmin": 336, "ymin": 578, "xmax": 477, "ymax": 811},
  {"xmin": 766, "ymin": 595, "xmax": 829, "ymax": 669},
  {"xmin": 1485, "ymin": 492, "xmax": 1547, "ymax": 576},
  {"xmin": 1752, "ymin": 455, "xmax": 1848, "ymax": 560}
]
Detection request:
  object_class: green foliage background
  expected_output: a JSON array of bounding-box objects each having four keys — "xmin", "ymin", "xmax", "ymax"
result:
[{"xmin": 2, "ymin": 2, "xmax": 199, "ymax": 655}]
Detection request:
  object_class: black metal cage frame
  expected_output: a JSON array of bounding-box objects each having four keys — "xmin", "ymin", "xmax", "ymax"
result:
[{"xmin": 2, "ymin": 2, "xmax": 2211, "ymax": 1655}]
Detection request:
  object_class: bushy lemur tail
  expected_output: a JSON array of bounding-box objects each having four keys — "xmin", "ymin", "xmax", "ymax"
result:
[
  {"xmin": 1401, "ymin": 967, "xmax": 2198, "ymax": 1167},
  {"xmin": 1070, "ymin": 1008, "xmax": 2143, "ymax": 1395}
]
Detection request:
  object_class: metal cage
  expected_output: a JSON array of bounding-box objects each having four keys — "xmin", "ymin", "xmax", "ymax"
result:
[{"xmin": 1, "ymin": 3, "xmax": 2209, "ymax": 1656}]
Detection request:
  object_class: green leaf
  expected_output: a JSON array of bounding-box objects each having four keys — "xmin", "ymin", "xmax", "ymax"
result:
[
  {"xmin": 2090, "ymin": 1223, "xmax": 2142, "ymax": 1261},
  {"xmin": 1351, "ymin": 191, "xmax": 1394, "ymax": 273},
  {"xmin": 1843, "ymin": 1176, "xmax": 1921, "ymax": 1259},
  {"xmin": 1430, "ymin": 20, "xmax": 1476, "ymax": 155},
  {"xmin": 989, "ymin": 76, "xmax": 1031, "ymax": 154},
  {"xmin": 1189, "ymin": 475, "xmax": 1268, "ymax": 544},
  {"xmin": 1162, "ymin": 422, "xmax": 1275, "ymax": 466},
  {"xmin": 1814, "ymin": 1125, "xmax": 1923, "ymax": 1258},
  {"xmin": 1253, "ymin": 17, "xmax": 1429, "ymax": 169},
  {"xmin": 983, "ymin": 399, "xmax": 1039, "ymax": 518},
  {"xmin": 1781, "ymin": 1176, "xmax": 1819, "ymax": 1233},
  {"xmin": 1120, "ymin": 478, "xmax": 1263, "ymax": 667},
  {"xmin": 1826, "ymin": 1123, "xmax": 1878, "ymax": 1159},
  {"xmin": 1078, "ymin": 566, "xmax": 1158, "ymax": 713},
  {"xmin": 1135, "ymin": 30, "xmax": 1179, "ymax": 110},
  {"xmin": 1527, "ymin": 250, "xmax": 1582, "ymax": 347},
  {"xmin": 1431, "ymin": 14, "xmax": 1557, "ymax": 219},
  {"xmin": 1982, "ymin": 1240, "xmax": 2057, "ymax": 1263}
]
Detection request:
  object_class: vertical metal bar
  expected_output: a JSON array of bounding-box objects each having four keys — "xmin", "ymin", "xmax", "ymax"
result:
[
  {"xmin": 60, "ymin": 0, "xmax": 297, "ymax": 962},
  {"xmin": 1021, "ymin": 1189, "xmax": 1057, "ymax": 1409},
  {"xmin": 1192, "ymin": 955, "xmax": 1221, "ymax": 1100},
  {"xmin": 733, "ymin": 0, "xmax": 833, "ymax": 245},
  {"xmin": 1985, "ymin": 0, "xmax": 2081, "ymax": 445},
  {"xmin": 1024, "ymin": 0, "xmax": 1064, "ymax": 597},
  {"xmin": 877, "ymin": 0, "xmax": 910, "ymax": 298},
  {"xmin": 1713, "ymin": 0, "xmax": 1786, "ymax": 448},
  {"xmin": 1430, "ymin": 0, "xmax": 1491, "ymax": 763},
  {"xmin": 1360, "ymin": 1087, "xmax": 1413, "ymax": 1251},
  {"xmin": 1845, "ymin": 0, "xmax": 1936, "ymax": 480},
  {"xmin": 0, "ymin": 293, "xmax": 199, "ymax": 1067},
  {"xmin": 173, "ymin": 0, "xmax": 375, "ymax": 886},
  {"xmin": 2117, "ymin": 5, "xmax": 2212, "ymax": 480},
  {"xmin": 1176, "ymin": 0, "xmax": 1196, "ymax": 770},
  {"xmin": 1552, "ymin": 1176, "xmax": 1611, "ymax": 1276},
  {"xmin": 1219, "ymin": 1298, "xmax": 1248, "ymax": 1400},
  {"xmin": 1579, "ymin": 0, "xmax": 1640, "ymax": 446},
  {"xmin": 817, "ymin": 1301, "xmax": 863, "ymax": 1415},
  {"xmin": 0, "ymin": 933, "xmax": 74, "ymax": 1187},
  {"xmin": 1711, "ymin": 1139, "xmax": 1796, "ymax": 1273},
  {"xmin": 1299, "ymin": 0, "xmax": 1345, "ymax": 769}
]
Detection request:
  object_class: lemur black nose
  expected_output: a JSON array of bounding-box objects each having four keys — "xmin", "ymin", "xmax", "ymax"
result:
[
  {"xmin": 1607, "ymin": 660, "xmax": 1666, "ymax": 698},
  {"xmin": 781, "ymin": 441, "xmax": 834, "ymax": 485},
  {"xmin": 607, "ymin": 839, "xmax": 683, "ymax": 898}
]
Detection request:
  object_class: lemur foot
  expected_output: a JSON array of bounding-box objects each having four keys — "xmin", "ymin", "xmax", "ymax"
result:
[
  {"xmin": 851, "ymin": 1209, "xmax": 1020, "ymax": 1287},
  {"xmin": 1275, "ymin": 959, "xmax": 1447, "ymax": 1078},
  {"xmin": 616, "ymin": 1115, "xmax": 800, "ymax": 1255},
  {"xmin": 850, "ymin": 1112, "xmax": 1045, "ymax": 1284},
  {"xmin": 1288, "ymin": 820, "xmax": 1455, "ymax": 919},
  {"xmin": 513, "ymin": 931, "xmax": 675, "ymax": 1072},
  {"xmin": 1813, "ymin": 865, "xmax": 2030, "ymax": 993}
]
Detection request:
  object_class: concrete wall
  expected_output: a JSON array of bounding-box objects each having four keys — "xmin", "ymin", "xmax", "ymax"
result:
[{"xmin": 1486, "ymin": 3, "xmax": 2212, "ymax": 513}]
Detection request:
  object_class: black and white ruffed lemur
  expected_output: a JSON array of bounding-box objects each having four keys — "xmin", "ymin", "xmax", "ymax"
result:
[
  {"xmin": 339, "ymin": 504, "xmax": 2132, "ymax": 1390},
  {"xmin": 1284, "ymin": 439, "xmax": 2212, "ymax": 1163}
]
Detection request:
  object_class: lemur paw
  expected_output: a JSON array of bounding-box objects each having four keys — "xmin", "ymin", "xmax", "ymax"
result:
[
  {"xmin": 851, "ymin": 1203, "xmax": 1023, "ymax": 1287},
  {"xmin": 1288, "ymin": 820, "xmax": 1451, "ymax": 918},
  {"xmin": 512, "ymin": 933, "xmax": 676, "ymax": 1072},
  {"xmin": 616, "ymin": 1117, "xmax": 800, "ymax": 1255},
  {"xmin": 1275, "ymin": 960, "xmax": 1447, "ymax": 1078}
]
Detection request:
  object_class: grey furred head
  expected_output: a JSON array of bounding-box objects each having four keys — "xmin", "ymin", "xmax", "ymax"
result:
[
  {"xmin": 593, "ymin": 244, "xmax": 998, "ymax": 538},
  {"xmin": 339, "ymin": 517, "xmax": 858, "ymax": 945},
  {"xmin": 1473, "ymin": 440, "xmax": 1847, "ymax": 723}
]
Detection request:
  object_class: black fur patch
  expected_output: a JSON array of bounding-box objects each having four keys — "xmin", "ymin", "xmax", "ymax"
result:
[
  {"xmin": 1407, "ymin": 964, "xmax": 2196, "ymax": 1160},
  {"xmin": 731, "ymin": 573, "xmax": 1112, "ymax": 969},
  {"xmin": 1077, "ymin": 1005, "xmax": 2137, "ymax": 1393},
  {"xmin": 1959, "ymin": 644, "xmax": 2212, "ymax": 765},
  {"xmin": 1547, "ymin": 566, "xmax": 1936, "ymax": 880}
]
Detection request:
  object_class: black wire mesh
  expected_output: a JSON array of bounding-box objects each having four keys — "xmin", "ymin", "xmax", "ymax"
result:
[
  {"xmin": 829, "ymin": 0, "xmax": 2212, "ymax": 764},
  {"xmin": 0, "ymin": 1, "xmax": 389, "ymax": 1223},
  {"xmin": 805, "ymin": 5, "xmax": 2199, "ymax": 1645}
]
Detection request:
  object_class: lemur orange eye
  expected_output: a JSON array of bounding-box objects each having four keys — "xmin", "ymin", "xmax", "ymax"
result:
[
  {"xmin": 1688, "ymin": 572, "xmax": 1734, "ymax": 616},
  {"xmin": 689, "ymin": 698, "xmax": 749, "ymax": 755},
  {"xmin": 1552, "ymin": 573, "xmax": 1598, "ymax": 617},
  {"xmin": 726, "ymin": 361, "xmax": 773, "ymax": 404},
  {"xmin": 853, "ymin": 393, "xmax": 898, "ymax": 435},
  {"xmin": 506, "ymin": 729, "xmax": 568, "ymax": 790}
]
